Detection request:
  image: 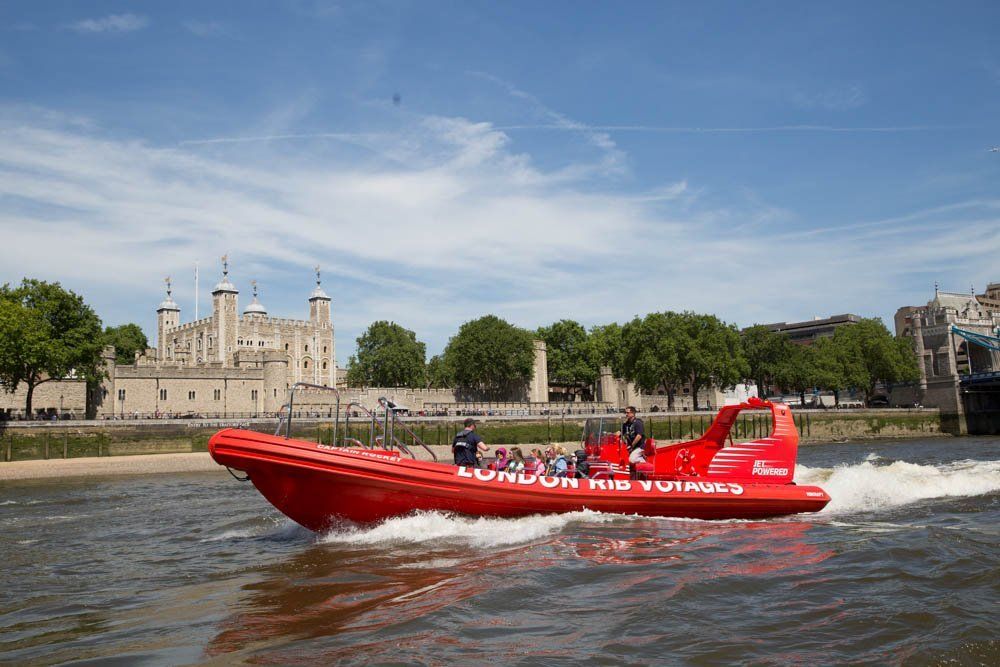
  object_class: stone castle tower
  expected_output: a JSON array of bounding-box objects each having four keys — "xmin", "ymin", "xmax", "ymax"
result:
[{"xmin": 153, "ymin": 258, "xmax": 337, "ymax": 388}]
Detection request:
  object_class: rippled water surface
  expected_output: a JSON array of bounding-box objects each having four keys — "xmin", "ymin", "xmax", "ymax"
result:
[{"xmin": 2, "ymin": 437, "xmax": 998, "ymax": 665}]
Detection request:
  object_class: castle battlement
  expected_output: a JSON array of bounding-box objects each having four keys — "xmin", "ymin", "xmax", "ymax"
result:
[{"xmin": 168, "ymin": 316, "xmax": 215, "ymax": 333}]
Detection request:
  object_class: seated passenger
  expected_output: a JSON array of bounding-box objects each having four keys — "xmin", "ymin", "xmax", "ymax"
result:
[
  {"xmin": 506, "ymin": 447, "xmax": 526, "ymax": 473},
  {"xmin": 551, "ymin": 445, "xmax": 569, "ymax": 477},
  {"xmin": 494, "ymin": 447, "xmax": 509, "ymax": 472},
  {"xmin": 574, "ymin": 449, "xmax": 590, "ymax": 479},
  {"xmin": 529, "ymin": 448, "xmax": 547, "ymax": 475}
]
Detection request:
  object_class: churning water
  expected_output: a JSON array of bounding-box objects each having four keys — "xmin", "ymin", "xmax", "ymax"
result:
[{"xmin": 1, "ymin": 437, "xmax": 998, "ymax": 665}]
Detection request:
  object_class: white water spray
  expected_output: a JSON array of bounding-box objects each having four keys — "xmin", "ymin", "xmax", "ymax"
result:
[{"xmin": 797, "ymin": 457, "xmax": 1000, "ymax": 515}]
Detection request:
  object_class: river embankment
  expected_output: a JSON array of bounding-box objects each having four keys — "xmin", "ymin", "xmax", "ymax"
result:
[{"xmin": 0, "ymin": 409, "xmax": 947, "ymax": 469}]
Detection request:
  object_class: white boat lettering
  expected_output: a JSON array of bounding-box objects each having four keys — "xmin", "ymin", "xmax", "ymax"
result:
[
  {"xmin": 455, "ymin": 468, "xmax": 746, "ymax": 495},
  {"xmin": 474, "ymin": 469, "xmax": 497, "ymax": 482},
  {"xmin": 752, "ymin": 460, "xmax": 789, "ymax": 476}
]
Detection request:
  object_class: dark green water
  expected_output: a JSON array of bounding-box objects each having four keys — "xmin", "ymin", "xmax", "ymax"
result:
[{"xmin": 1, "ymin": 437, "xmax": 998, "ymax": 665}]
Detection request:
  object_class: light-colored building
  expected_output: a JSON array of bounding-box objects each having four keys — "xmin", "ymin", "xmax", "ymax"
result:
[
  {"xmin": 893, "ymin": 283, "xmax": 1000, "ymax": 431},
  {"xmin": 99, "ymin": 260, "xmax": 335, "ymax": 417}
]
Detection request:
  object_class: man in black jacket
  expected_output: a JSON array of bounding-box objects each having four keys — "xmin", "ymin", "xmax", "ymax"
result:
[{"xmin": 452, "ymin": 418, "xmax": 490, "ymax": 467}]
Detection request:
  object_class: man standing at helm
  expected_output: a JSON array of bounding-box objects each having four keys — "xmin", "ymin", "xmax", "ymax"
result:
[
  {"xmin": 452, "ymin": 418, "xmax": 490, "ymax": 468},
  {"xmin": 621, "ymin": 406, "xmax": 646, "ymax": 467}
]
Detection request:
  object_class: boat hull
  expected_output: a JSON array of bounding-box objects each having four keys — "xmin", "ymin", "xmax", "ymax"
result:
[{"xmin": 209, "ymin": 429, "xmax": 831, "ymax": 530}]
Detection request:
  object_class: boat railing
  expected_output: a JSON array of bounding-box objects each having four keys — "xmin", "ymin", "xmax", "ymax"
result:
[
  {"xmin": 377, "ymin": 397, "xmax": 438, "ymax": 462},
  {"xmin": 342, "ymin": 401, "xmax": 437, "ymax": 462},
  {"xmin": 343, "ymin": 401, "xmax": 415, "ymax": 457},
  {"xmin": 275, "ymin": 383, "xmax": 342, "ymax": 447}
]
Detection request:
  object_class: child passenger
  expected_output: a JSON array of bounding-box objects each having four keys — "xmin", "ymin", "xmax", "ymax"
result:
[
  {"xmin": 551, "ymin": 445, "xmax": 569, "ymax": 477},
  {"xmin": 506, "ymin": 447, "xmax": 526, "ymax": 473},
  {"xmin": 529, "ymin": 448, "xmax": 547, "ymax": 475}
]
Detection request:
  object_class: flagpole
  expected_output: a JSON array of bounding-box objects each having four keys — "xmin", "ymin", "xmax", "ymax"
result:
[{"xmin": 194, "ymin": 262, "xmax": 199, "ymax": 320}]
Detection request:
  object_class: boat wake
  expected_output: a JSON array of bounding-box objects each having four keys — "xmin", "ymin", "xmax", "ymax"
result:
[
  {"xmin": 319, "ymin": 509, "xmax": 620, "ymax": 549},
  {"xmin": 796, "ymin": 457, "xmax": 1000, "ymax": 515}
]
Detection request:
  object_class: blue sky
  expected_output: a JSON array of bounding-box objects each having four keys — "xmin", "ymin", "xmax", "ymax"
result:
[{"xmin": 1, "ymin": 1, "xmax": 998, "ymax": 366}]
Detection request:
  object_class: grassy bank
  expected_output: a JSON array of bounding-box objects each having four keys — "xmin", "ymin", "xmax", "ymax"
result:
[{"xmin": 0, "ymin": 410, "xmax": 946, "ymax": 463}]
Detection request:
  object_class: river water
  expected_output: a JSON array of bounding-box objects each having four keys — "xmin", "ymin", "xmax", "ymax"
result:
[{"xmin": 1, "ymin": 436, "xmax": 998, "ymax": 665}]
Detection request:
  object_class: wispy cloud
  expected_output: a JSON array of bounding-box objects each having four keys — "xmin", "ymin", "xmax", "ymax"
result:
[
  {"xmin": 495, "ymin": 124, "xmax": 957, "ymax": 134},
  {"xmin": 0, "ymin": 108, "xmax": 996, "ymax": 358},
  {"xmin": 183, "ymin": 20, "xmax": 234, "ymax": 38},
  {"xmin": 68, "ymin": 14, "xmax": 149, "ymax": 34},
  {"xmin": 470, "ymin": 70, "xmax": 627, "ymax": 175}
]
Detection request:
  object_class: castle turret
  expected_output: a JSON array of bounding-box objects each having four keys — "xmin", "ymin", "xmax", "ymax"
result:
[
  {"xmin": 243, "ymin": 280, "xmax": 267, "ymax": 318},
  {"xmin": 156, "ymin": 277, "xmax": 180, "ymax": 363},
  {"xmin": 212, "ymin": 255, "xmax": 239, "ymax": 366},
  {"xmin": 308, "ymin": 265, "xmax": 331, "ymax": 324}
]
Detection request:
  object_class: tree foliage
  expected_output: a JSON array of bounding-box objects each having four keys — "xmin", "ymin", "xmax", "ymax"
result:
[
  {"xmin": 620, "ymin": 313, "xmax": 684, "ymax": 409},
  {"xmin": 345, "ymin": 320, "xmax": 426, "ymax": 388},
  {"xmin": 536, "ymin": 319, "xmax": 599, "ymax": 386},
  {"xmin": 680, "ymin": 313, "xmax": 748, "ymax": 410},
  {"xmin": 443, "ymin": 315, "xmax": 535, "ymax": 400},
  {"xmin": 425, "ymin": 354, "xmax": 454, "ymax": 389},
  {"xmin": 827, "ymin": 318, "xmax": 919, "ymax": 404},
  {"xmin": 741, "ymin": 325, "xmax": 791, "ymax": 395},
  {"xmin": 0, "ymin": 279, "xmax": 104, "ymax": 416},
  {"xmin": 103, "ymin": 323, "xmax": 148, "ymax": 364},
  {"xmin": 619, "ymin": 311, "xmax": 747, "ymax": 410},
  {"xmin": 589, "ymin": 323, "xmax": 625, "ymax": 377}
]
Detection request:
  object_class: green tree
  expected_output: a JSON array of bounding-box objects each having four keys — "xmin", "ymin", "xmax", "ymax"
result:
[
  {"xmin": 811, "ymin": 337, "xmax": 848, "ymax": 405},
  {"xmin": 536, "ymin": 319, "xmax": 599, "ymax": 388},
  {"xmin": 775, "ymin": 342, "xmax": 819, "ymax": 407},
  {"xmin": 345, "ymin": 320, "xmax": 426, "ymax": 388},
  {"xmin": 828, "ymin": 318, "xmax": 920, "ymax": 405},
  {"xmin": 620, "ymin": 312, "xmax": 684, "ymax": 410},
  {"xmin": 425, "ymin": 354, "xmax": 454, "ymax": 389},
  {"xmin": 680, "ymin": 312, "xmax": 748, "ymax": 410},
  {"xmin": 443, "ymin": 315, "xmax": 534, "ymax": 400},
  {"xmin": 741, "ymin": 325, "xmax": 791, "ymax": 397},
  {"xmin": 103, "ymin": 323, "xmax": 149, "ymax": 364},
  {"xmin": 589, "ymin": 323, "xmax": 625, "ymax": 377},
  {"xmin": 0, "ymin": 279, "xmax": 104, "ymax": 417}
]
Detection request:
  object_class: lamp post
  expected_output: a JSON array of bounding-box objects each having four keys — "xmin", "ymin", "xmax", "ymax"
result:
[{"xmin": 59, "ymin": 394, "xmax": 63, "ymax": 420}]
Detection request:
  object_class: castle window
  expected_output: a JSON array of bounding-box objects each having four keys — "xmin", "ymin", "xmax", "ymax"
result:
[
  {"xmin": 213, "ymin": 389, "xmax": 221, "ymax": 400},
  {"xmin": 322, "ymin": 361, "xmax": 327, "ymax": 370},
  {"xmin": 285, "ymin": 343, "xmax": 289, "ymax": 351},
  {"xmin": 117, "ymin": 389, "xmax": 126, "ymax": 401},
  {"xmin": 323, "ymin": 346, "xmax": 327, "ymax": 353},
  {"xmin": 251, "ymin": 390, "xmax": 259, "ymax": 401},
  {"xmin": 189, "ymin": 391, "xmax": 197, "ymax": 400},
  {"xmin": 304, "ymin": 360, "xmax": 309, "ymax": 369},
  {"xmin": 159, "ymin": 389, "xmax": 167, "ymax": 401},
  {"xmin": 274, "ymin": 389, "xmax": 277, "ymax": 397},
  {"xmin": 305, "ymin": 345, "xmax": 309, "ymax": 352}
]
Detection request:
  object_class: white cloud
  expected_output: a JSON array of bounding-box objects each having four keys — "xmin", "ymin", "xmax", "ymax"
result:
[
  {"xmin": 0, "ymin": 108, "xmax": 996, "ymax": 362},
  {"xmin": 69, "ymin": 14, "xmax": 149, "ymax": 34}
]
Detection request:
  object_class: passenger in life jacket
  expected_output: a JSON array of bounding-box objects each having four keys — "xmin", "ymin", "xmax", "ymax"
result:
[
  {"xmin": 452, "ymin": 418, "xmax": 490, "ymax": 468},
  {"xmin": 506, "ymin": 447, "xmax": 526, "ymax": 473},
  {"xmin": 573, "ymin": 449, "xmax": 590, "ymax": 478},
  {"xmin": 550, "ymin": 445, "xmax": 569, "ymax": 477}
]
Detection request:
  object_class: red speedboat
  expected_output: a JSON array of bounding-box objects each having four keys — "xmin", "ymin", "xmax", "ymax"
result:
[{"xmin": 208, "ymin": 387, "xmax": 829, "ymax": 530}]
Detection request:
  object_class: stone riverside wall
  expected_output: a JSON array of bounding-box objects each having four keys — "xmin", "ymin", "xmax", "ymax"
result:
[{"xmin": 0, "ymin": 409, "xmax": 946, "ymax": 463}]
